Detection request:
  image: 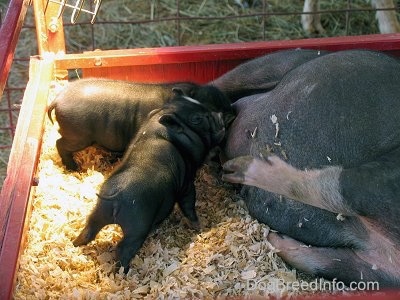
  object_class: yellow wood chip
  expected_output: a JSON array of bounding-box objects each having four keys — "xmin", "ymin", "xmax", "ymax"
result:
[{"xmin": 13, "ymin": 81, "xmax": 328, "ymax": 298}]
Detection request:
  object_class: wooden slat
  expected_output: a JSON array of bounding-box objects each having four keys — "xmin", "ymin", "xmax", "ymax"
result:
[
  {"xmin": 55, "ymin": 33, "xmax": 400, "ymax": 71},
  {"xmin": 81, "ymin": 60, "xmax": 241, "ymax": 84},
  {"xmin": 0, "ymin": 56, "xmax": 53, "ymax": 300},
  {"xmin": 0, "ymin": 0, "xmax": 30, "ymax": 96},
  {"xmin": 33, "ymin": 0, "xmax": 66, "ymax": 55}
]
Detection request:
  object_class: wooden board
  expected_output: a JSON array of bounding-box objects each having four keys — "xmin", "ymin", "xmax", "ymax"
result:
[
  {"xmin": 0, "ymin": 0, "xmax": 30, "ymax": 95},
  {"xmin": 0, "ymin": 56, "xmax": 53, "ymax": 300},
  {"xmin": 54, "ymin": 34, "xmax": 400, "ymax": 82}
]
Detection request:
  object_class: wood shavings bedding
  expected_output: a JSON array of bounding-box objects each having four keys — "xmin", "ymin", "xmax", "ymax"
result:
[{"xmin": 14, "ymin": 82, "xmax": 332, "ymax": 299}]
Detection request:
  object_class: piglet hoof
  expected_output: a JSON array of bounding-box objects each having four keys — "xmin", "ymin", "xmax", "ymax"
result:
[
  {"xmin": 188, "ymin": 220, "xmax": 201, "ymax": 232},
  {"xmin": 62, "ymin": 159, "xmax": 79, "ymax": 172},
  {"xmin": 73, "ymin": 228, "xmax": 94, "ymax": 247},
  {"xmin": 181, "ymin": 216, "xmax": 201, "ymax": 232},
  {"xmin": 221, "ymin": 155, "xmax": 256, "ymax": 184},
  {"xmin": 115, "ymin": 261, "xmax": 130, "ymax": 275},
  {"xmin": 58, "ymin": 153, "xmax": 79, "ymax": 171},
  {"xmin": 72, "ymin": 236, "xmax": 87, "ymax": 247}
]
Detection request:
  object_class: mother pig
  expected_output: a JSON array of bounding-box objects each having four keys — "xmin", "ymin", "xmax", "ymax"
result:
[
  {"xmin": 48, "ymin": 78, "xmax": 233, "ymax": 170},
  {"xmin": 218, "ymin": 50, "xmax": 400, "ymax": 288}
]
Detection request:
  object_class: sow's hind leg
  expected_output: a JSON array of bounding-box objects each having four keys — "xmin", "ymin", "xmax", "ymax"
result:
[
  {"xmin": 268, "ymin": 232, "xmax": 398, "ymax": 288},
  {"xmin": 222, "ymin": 148, "xmax": 400, "ymax": 228},
  {"xmin": 223, "ymin": 150, "xmax": 400, "ymax": 286},
  {"xmin": 222, "ymin": 155, "xmax": 366, "ymax": 248}
]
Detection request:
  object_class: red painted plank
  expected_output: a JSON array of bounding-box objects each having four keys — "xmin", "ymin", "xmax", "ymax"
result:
[
  {"xmin": 56, "ymin": 33, "xmax": 400, "ymax": 71},
  {"xmin": 0, "ymin": 0, "xmax": 30, "ymax": 96},
  {"xmin": 0, "ymin": 57, "xmax": 52, "ymax": 300},
  {"xmin": 82, "ymin": 60, "xmax": 241, "ymax": 84},
  {"xmin": 33, "ymin": 0, "xmax": 66, "ymax": 55},
  {"xmin": 77, "ymin": 34, "xmax": 400, "ymax": 83}
]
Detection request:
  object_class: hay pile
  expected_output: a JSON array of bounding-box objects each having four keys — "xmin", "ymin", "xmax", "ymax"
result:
[
  {"xmin": 66, "ymin": 0, "xmax": 384, "ymax": 52},
  {"xmin": 14, "ymin": 81, "xmax": 335, "ymax": 299}
]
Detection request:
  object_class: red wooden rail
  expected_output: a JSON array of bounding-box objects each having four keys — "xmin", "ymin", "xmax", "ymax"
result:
[
  {"xmin": 56, "ymin": 33, "xmax": 400, "ymax": 71},
  {"xmin": 0, "ymin": 0, "xmax": 30, "ymax": 97},
  {"xmin": 0, "ymin": 56, "xmax": 52, "ymax": 300},
  {"xmin": 56, "ymin": 33, "xmax": 400, "ymax": 84}
]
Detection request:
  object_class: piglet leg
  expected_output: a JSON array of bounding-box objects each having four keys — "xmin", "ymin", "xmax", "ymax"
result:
[
  {"xmin": 73, "ymin": 219, "xmax": 108, "ymax": 246},
  {"xmin": 115, "ymin": 203, "xmax": 163, "ymax": 273},
  {"xmin": 56, "ymin": 138, "xmax": 79, "ymax": 171},
  {"xmin": 73, "ymin": 200, "xmax": 114, "ymax": 246},
  {"xmin": 56, "ymin": 137, "xmax": 92, "ymax": 171},
  {"xmin": 177, "ymin": 183, "xmax": 200, "ymax": 231},
  {"xmin": 116, "ymin": 235, "xmax": 147, "ymax": 273}
]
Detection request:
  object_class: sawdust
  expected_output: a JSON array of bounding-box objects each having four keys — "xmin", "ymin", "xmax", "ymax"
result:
[{"xmin": 13, "ymin": 82, "xmax": 333, "ymax": 299}]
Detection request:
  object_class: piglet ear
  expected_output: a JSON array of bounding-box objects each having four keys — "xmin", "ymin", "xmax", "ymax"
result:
[
  {"xmin": 148, "ymin": 108, "xmax": 162, "ymax": 118},
  {"xmin": 172, "ymin": 87, "xmax": 185, "ymax": 96},
  {"xmin": 224, "ymin": 112, "xmax": 236, "ymax": 127},
  {"xmin": 172, "ymin": 85, "xmax": 196, "ymax": 97},
  {"xmin": 159, "ymin": 113, "xmax": 183, "ymax": 133},
  {"xmin": 160, "ymin": 113, "xmax": 205, "ymax": 162}
]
